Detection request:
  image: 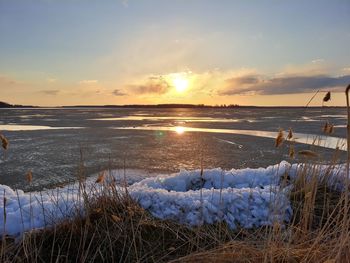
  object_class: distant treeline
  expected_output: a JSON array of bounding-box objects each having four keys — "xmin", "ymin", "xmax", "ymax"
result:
[
  {"xmin": 0, "ymin": 101, "xmax": 37, "ymax": 108},
  {"xmin": 0, "ymin": 101, "xmax": 346, "ymax": 109},
  {"xmin": 62, "ymin": 104, "xmax": 241, "ymax": 109},
  {"xmin": 60, "ymin": 104, "xmax": 346, "ymax": 109}
]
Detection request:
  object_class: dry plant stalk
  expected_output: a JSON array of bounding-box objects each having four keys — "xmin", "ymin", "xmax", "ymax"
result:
[
  {"xmin": 287, "ymin": 128, "xmax": 293, "ymax": 140},
  {"xmin": 111, "ymin": 214, "xmax": 122, "ymax": 222},
  {"xmin": 275, "ymin": 129, "xmax": 284, "ymax": 147},
  {"xmin": 289, "ymin": 145, "xmax": 295, "ymax": 159},
  {"xmin": 26, "ymin": 170, "xmax": 33, "ymax": 183},
  {"xmin": 95, "ymin": 172, "xmax": 105, "ymax": 184},
  {"xmin": 323, "ymin": 91, "xmax": 331, "ymax": 102},
  {"xmin": 0, "ymin": 134, "xmax": 9, "ymax": 150},
  {"xmin": 323, "ymin": 122, "xmax": 334, "ymax": 134}
]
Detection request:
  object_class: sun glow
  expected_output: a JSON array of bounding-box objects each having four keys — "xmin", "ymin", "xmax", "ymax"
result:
[
  {"xmin": 175, "ymin": 126, "xmax": 185, "ymax": 134},
  {"xmin": 172, "ymin": 75, "xmax": 189, "ymax": 93}
]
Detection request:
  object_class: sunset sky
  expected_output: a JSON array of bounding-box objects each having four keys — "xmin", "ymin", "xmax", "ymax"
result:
[{"xmin": 0, "ymin": 0, "xmax": 349, "ymax": 106}]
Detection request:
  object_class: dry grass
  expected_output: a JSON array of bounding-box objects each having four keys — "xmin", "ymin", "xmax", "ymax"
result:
[
  {"xmin": 176, "ymin": 168, "xmax": 350, "ymax": 263},
  {"xmin": 175, "ymin": 238, "xmax": 346, "ymax": 263},
  {"xmin": 1, "ymin": 158, "xmax": 350, "ymax": 262},
  {"xmin": 0, "ymin": 191, "xmax": 241, "ymax": 262}
]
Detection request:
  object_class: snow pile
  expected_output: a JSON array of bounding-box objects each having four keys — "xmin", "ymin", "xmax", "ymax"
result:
[
  {"xmin": 0, "ymin": 161, "xmax": 346, "ymax": 237},
  {"xmin": 130, "ymin": 185, "xmax": 291, "ymax": 229},
  {"xmin": 132, "ymin": 161, "xmax": 293, "ymax": 192},
  {"xmin": 0, "ymin": 183, "xmax": 92, "ymax": 237},
  {"xmin": 129, "ymin": 162, "xmax": 293, "ymax": 229}
]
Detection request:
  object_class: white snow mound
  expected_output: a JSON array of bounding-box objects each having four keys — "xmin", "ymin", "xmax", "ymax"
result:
[
  {"xmin": 129, "ymin": 161, "xmax": 294, "ymax": 229},
  {"xmin": 0, "ymin": 161, "xmax": 346, "ymax": 237}
]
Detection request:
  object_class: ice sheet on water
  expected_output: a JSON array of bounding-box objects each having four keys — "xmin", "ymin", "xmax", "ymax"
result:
[{"xmin": 0, "ymin": 124, "xmax": 83, "ymax": 131}]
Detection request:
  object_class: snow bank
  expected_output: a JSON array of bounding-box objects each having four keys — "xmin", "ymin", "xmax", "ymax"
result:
[
  {"xmin": 130, "ymin": 185, "xmax": 291, "ymax": 229},
  {"xmin": 0, "ymin": 183, "xmax": 86, "ymax": 237},
  {"xmin": 132, "ymin": 161, "xmax": 293, "ymax": 192},
  {"xmin": 0, "ymin": 161, "xmax": 346, "ymax": 237},
  {"xmin": 129, "ymin": 162, "xmax": 293, "ymax": 229}
]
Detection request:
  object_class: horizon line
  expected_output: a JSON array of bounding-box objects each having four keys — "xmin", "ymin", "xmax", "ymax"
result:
[{"xmin": 0, "ymin": 101, "xmax": 347, "ymax": 109}]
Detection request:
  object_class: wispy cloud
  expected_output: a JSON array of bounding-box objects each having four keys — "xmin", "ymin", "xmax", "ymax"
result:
[
  {"xmin": 121, "ymin": 0, "xmax": 129, "ymax": 7},
  {"xmin": 311, "ymin": 58, "xmax": 324, "ymax": 64},
  {"xmin": 47, "ymin": 78, "xmax": 57, "ymax": 83},
  {"xmin": 225, "ymin": 75, "xmax": 260, "ymax": 85},
  {"xmin": 112, "ymin": 89, "xmax": 127, "ymax": 96},
  {"xmin": 39, "ymin": 89, "xmax": 60, "ymax": 95},
  {"xmin": 128, "ymin": 76, "xmax": 171, "ymax": 95},
  {"xmin": 342, "ymin": 67, "xmax": 350, "ymax": 73},
  {"xmin": 220, "ymin": 74, "xmax": 350, "ymax": 95},
  {"xmin": 78, "ymin": 80, "xmax": 98, "ymax": 85},
  {"xmin": 0, "ymin": 75, "xmax": 22, "ymax": 87}
]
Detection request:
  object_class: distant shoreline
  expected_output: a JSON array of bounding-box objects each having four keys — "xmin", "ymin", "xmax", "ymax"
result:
[{"xmin": 0, "ymin": 102, "xmax": 347, "ymax": 109}]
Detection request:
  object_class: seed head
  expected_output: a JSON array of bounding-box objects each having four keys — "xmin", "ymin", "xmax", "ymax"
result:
[
  {"xmin": 322, "ymin": 122, "xmax": 334, "ymax": 134},
  {"xmin": 275, "ymin": 129, "xmax": 284, "ymax": 147},
  {"xmin": 328, "ymin": 124, "xmax": 334, "ymax": 134},
  {"xmin": 322, "ymin": 122, "xmax": 329, "ymax": 133},
  {"xmin": 289, "ymin": 145, "xmax": 295, "ymax": 159},
  {"xmin": 111, "ymin": 214, "xmax": 122, "ymax": 223},
  {"xmin": 26, "ymin": 170, "xmax": 33, "ymax": 183},
  {"xmin": 287, "ymin": 128, "xmax": 293, "ymax": 140},
  {"xmin": 0, "ymin": 134, "xmax": 9, "ymax": 150},
  {"xmin": 95, "ymin": 172, "xmax": 105, "ymax": 184},
  {"xmin": 323, "ymin": 91, "xmax": 331, "ymax": 102}
]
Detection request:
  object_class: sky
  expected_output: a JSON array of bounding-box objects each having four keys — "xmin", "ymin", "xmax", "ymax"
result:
[{"xmin": 0, "ymin": 0, "xmax": 349, "ymax": 106}]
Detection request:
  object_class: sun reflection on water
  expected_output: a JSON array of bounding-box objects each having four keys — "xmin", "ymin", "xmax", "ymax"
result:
[
  {"xmin": 115, "ymin": 126, "xmax": 347, "ymax": 151},
  {"xmin": 175, "ymin": 126, "xmax": 185, "ymax": 134}
]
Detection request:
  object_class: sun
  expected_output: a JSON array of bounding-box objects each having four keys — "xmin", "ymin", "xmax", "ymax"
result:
[{"xmin": 172, "ymin": 75, "xmax": 189, "ymax": 93}]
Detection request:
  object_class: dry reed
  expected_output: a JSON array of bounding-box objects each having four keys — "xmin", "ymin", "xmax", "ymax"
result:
[
  {"xmin": 0, "ymin": 134, "xmax": 8, "ymax": 150},
  {"xmin": 289, "ymin": 145, "xmax": 295, "ymax": 159},
  {"xmin": 287, "ymin": 128, "xmax": 293, "ymax": 140},
  {"xmin": 275, "ymin": 129, "xmax": 284, "ymax": 147},
  {"xmin": 323, "ymin": 91, "xmax": 331, "ymax": 102},
  {"xmin": 95, "ymin": 172, "xmax": 105, "ymax": 184},
  {"xmin": 26, "ymin": 170, "xmax": 33, "ymax": 183},
  {"xmin": 323, "ymin": 122, "xmax": 334, "ymax": 134}
]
